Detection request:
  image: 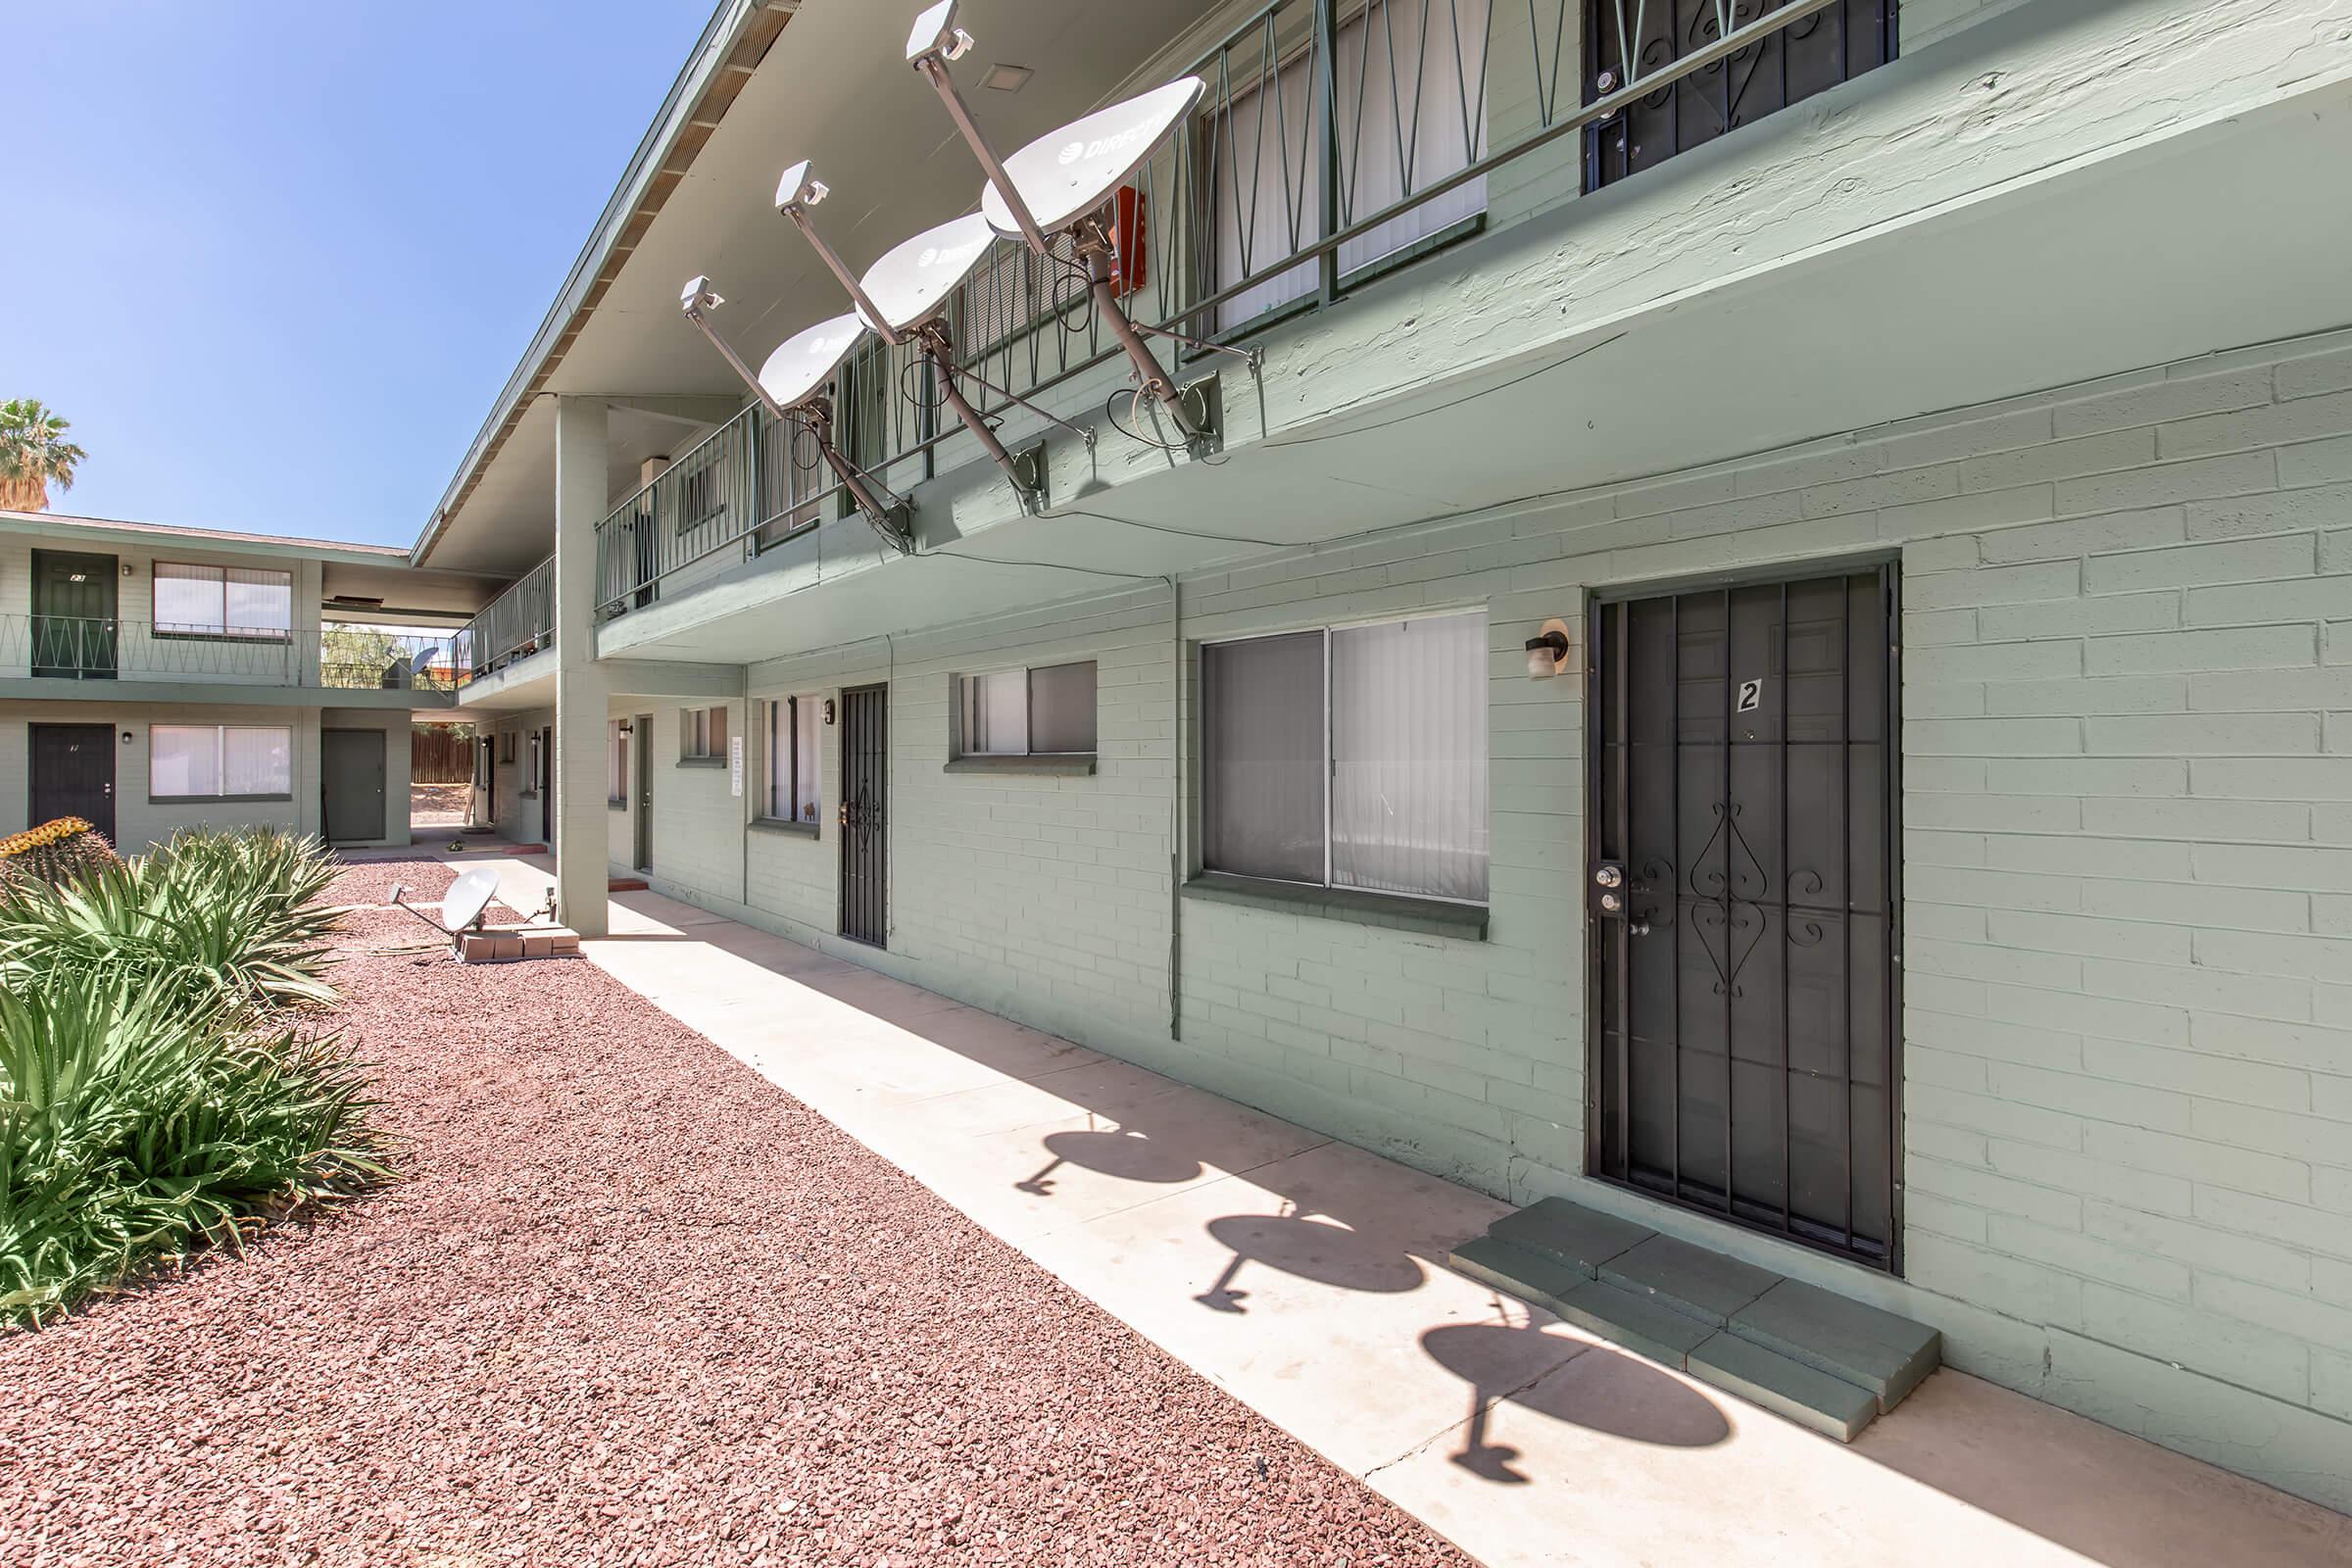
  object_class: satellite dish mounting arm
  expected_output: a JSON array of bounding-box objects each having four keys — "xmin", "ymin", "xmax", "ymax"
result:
[
  {"xmin": 679, "ymin": 277, "xmax": 914, "ymax": 555},
  {"xmin": 776, "ymin": 165, "xmax": 1067, "ymax": 513},
  {"xmin": 906, "ymin": 4, "xmax": 1052, "ymax": 255},
  {"xmin": 802, "ymin": 398, "xmax": 916, "ymax": 555}
]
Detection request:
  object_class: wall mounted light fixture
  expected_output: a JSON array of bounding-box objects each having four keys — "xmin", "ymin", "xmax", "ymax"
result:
[{"xmin": 1525, "ymin": 618, "xmax": 1571, "ymax": 679}]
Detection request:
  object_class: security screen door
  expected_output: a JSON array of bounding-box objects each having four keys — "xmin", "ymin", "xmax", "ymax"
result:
[
  {"xmin": 1588, "ymin": 565, "xmax": 1901, "ymax": 1269},
  {"xmin": 838, "ymin": 685, "xmax": 888, "ymax": 948}
]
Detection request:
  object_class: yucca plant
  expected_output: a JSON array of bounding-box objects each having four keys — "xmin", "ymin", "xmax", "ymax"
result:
[{"xmin": 0, "ymin": 970, "xmax": 388, "ymax": 1328}]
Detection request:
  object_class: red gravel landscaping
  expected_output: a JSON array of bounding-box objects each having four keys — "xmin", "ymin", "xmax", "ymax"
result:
[{"xmin": 0, "ymin": 861, "xmax": 1472, "ymax": 1568}]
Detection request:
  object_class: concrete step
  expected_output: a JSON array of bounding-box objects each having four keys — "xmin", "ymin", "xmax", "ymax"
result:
[{"xmin": 1446, "ymin": 1196, "xmax": 1940, "ymax": 1442}]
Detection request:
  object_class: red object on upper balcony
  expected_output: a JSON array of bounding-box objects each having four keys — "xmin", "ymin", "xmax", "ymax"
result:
[{"xmin": 1107, "ymin": 185, "xmax": 1148, "ymax": 299}]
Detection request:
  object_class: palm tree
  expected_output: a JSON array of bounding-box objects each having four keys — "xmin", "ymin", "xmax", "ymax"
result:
[{"xmin": 0, "ymin": 401, "xmax": 88, "ymax": 513}]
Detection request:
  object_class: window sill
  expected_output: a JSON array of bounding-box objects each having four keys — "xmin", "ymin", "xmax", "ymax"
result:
[
  {"xmin": 608, "ymin": 798, "xmax": 627, "ymax": 810},
  {"xmin": 676, "ymin": 756, "xmax": 726, "ymax": 768},
  {"xmin": 517, "ymin": 790, "xmax": 538, "ymax": 801},
  {"xmin": 750, "ymin": 817, "xmax": 820, "ymax": 839},
  {"xmin": 150, "ymin": 793, "xmax": 295, "ymax": 806},
  {"xmin": 945, "ymin": 754, "xmax": 1098, "ymax": 776},
  {"xmin": 1181, "ymin": 872, "xmax": 1488, "ymax": 941},
  {"xmin": 151, "ymin": 631, "xmax": 294, "ymax": 645}
]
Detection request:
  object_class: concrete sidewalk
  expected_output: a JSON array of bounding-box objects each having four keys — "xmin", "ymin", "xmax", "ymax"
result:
[{"xmin": 456, "ymin": 855, "xmax": 2349, "ymax": 1568}]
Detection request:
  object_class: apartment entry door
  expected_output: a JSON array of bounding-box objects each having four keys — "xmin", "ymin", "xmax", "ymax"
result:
[
  {"xmin": 632, "ymin": 715, "xmax": 653, "ymax": 871},
  {"xmin": 30, "ymin": 723, "xmax": 117, "ymax": 844},
  {"xmin": 1588, "ymin": 564, "xmax": 1901, "ymax": 1269},
  {"xmin": 838, "ymin": 684, "xmax": 887, "ymax": 947},
  {"xmin": 30, "ymin": 550, "xmax": 118, "ymax": 678},
  {"xmin": 321, "ymin": 729, "xmax": 387, "ymax": 845}
]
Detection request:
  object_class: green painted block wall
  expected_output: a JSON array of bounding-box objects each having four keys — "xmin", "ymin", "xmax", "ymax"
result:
[{"xmin": 594, "ymin": 328, "xmax": 2352, "ymax": 1511}]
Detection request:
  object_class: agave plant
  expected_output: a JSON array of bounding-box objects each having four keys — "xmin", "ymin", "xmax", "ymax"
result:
[
  {"xmin": 0, "ymin": 970, "xmax": 388, "ymax": 1327},
  {"xmin": 0, "ymin": 828, "xmax": 350, "ymax": 1011}
]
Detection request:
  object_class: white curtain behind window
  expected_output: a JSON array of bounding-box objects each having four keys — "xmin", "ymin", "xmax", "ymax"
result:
[
  {"xmin": 153, "ymin": 564, "xmax": 224, "ymax": 633},
  {"xmin": 1333, "ymin": 0, "xmax": 1491, "ymax": 274},
  {"xmin": 1210, "ymin": 48, "xmax": 1321, "ymax": 330},
  {"xmin": 150, "ymin": 725, "xmax": 218, "ymax": 798},
  {"xmin": 225, "ymin": 568, "xmax": 292, "ymax": 637},
  {"xmin": 1211, "ymin": 0, "xmax": 1491, "ymax": 331},
  {"xmin": 1330, "ymin": 612, "xmax": 1487, "ymax": 901},
  {"xmin": 792, "ymin": 698, "xmax": 821, "ymax": 822},
  {"xmin": 958, "ymin": 670, "xmax": 1028, "ymax": 756},
  {"xmin": 224, "ymin": 727, "xmax": 292, "ymax": 795},
  {"xmin": 1202, "ymin": 631, "xmax": 1327, "ymax": 883}
]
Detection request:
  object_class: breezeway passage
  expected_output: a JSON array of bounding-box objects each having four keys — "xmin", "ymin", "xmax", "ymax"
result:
[{"xmin": 458, "ymin": 851, "xmax": 2350, "ymax": 1568}]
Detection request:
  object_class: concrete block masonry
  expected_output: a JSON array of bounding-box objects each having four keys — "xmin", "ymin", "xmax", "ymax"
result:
[{"xmin": 460, "ymin": 927, "xmax": 580, "ymax": 963}]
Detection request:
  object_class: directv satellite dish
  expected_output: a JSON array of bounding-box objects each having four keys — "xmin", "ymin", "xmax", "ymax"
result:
[
  {"xmin": 858, "ymin": 211, "xmax": 998, "ymax": 336},
  {"xmin": 979, "ymin": 78, "xmax": 1204, "ymax": 239},
  {"xmin": 910, "ymin": 20, "xmax": 1245, "ymax": 459},
  {"xmin": 444, "ymin": 866, "xmax": 499, "ymax": 932},
  {"xmin": 757, "ymin": 312, "xmax": 868, "ymax": 411}
]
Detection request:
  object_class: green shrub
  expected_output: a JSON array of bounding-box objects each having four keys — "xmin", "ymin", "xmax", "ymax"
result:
[
  {"xmin": 0, "ymin": 827, "xmax": 349, "ymax": 1011},
  {"xmin": 0, "ymin": 972, "xmax": 388, "ymax": 1327},
  {"xmin": 0, "ymin": 827, "xmax": 385, "ymax": 1328}
]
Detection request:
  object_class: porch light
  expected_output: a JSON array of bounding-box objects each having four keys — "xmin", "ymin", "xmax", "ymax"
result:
[{"xmin": 1525, "ymin": 619, "xmax": 1570, "ymax": 679}]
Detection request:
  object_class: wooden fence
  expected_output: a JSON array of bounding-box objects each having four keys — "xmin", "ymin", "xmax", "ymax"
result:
[{"xmin": 411, "ymin": 726, "xmax": 475, "ymax": 785}]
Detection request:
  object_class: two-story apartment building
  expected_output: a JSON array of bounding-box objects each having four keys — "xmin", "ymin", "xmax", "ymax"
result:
[
  {"xmin": 0, "ymin": 509, "xmax": 489, "ymax": 851},
  {"xmin": 195, "ymin": 0, "xmax": 2352, "ymax": 1510}
]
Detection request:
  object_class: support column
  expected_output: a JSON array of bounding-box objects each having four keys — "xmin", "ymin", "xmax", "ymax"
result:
[{"xmin": 553, "ymin": 394, "xmax": 611, "ymax": 937}]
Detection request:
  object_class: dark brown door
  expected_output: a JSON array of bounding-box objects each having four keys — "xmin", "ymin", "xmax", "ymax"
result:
[
  {"xmin": 321, "ymin": 729, "xmax": 387, "ymax": 844},
  {"xmin": 633, "ymin": 716, "xmax": 654, "ymax": 871},
  {"xmin": 838, "ymin": 684, "xmax": 887, "ymax": 947},
  {"xmin": 1589, "ymin": 564, "xmax": 1900, "ymax": 1269},
  {"xmin": 30, "ymin": 723, "xmax": 117, "ymax": 844},
  {"xmin": 30, "ymin": 551, "xmax": 119, "ymax": 678}
]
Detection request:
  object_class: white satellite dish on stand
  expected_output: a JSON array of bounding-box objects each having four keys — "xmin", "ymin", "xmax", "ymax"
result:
[
  {"xmin": 908, "ymin": 0, "xmax": 1253, "ymax": 457},
  {"xmin": 770, "ymin": 167, "xmax": 1093, "ymax": 512},
  {"xmin": 677, "ymin": 278, "xmax": 914, "ymax": 554}
]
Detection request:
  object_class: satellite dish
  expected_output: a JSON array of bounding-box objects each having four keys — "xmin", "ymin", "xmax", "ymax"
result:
[
  {"xmin": 858, "ymin": 212, "xmax": 998, "ymax": 336},
  {"xmin": 980, "ymin": 77, "xmax": 1204, "ymax": 238},
  {"xmin": 444, "ymin": 866, "xmax": 499, "ymax": 932},
  {"xmin": 758, "ymin": 312, "xmax": 868, "ymax": 410}
]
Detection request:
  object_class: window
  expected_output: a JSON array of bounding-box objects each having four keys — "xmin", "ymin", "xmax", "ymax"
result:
[
  {"xmin": 1585, "ymin": 0, "xmax": 1891, "ymax": 189},
  {"xmin": 683, "ymin": 705, "xmax": 729, "ymax": 761},
  {"xmin": 1201, "ymin": 612, "xmax": 1487, "ymax": 903},
  {"xmin": 608, "ymin": 720, "xmax": 629, "ymax": 805},
  {"xmin": 151, "ymin": 724, "xmax": 293, "ymax": 800},
  {"xmin": 152, "ymin": 563, "xmax": 292, "ymax": 640},
  {"xmin": 765, "ymin": 696, "xmax": 822, "ymax": 825},
  {"xmin": 954, "ymin": 661, "xmax": 1097, "ymax": 759},
  {"xmin": 1206, "ymin": 0, "xmax": 1491, "ymax": 332}
]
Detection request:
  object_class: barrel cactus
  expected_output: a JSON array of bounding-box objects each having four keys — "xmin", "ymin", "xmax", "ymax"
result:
[{"xmin": 0, "ymin": 816, "xmax": 124, "ymax": 891}]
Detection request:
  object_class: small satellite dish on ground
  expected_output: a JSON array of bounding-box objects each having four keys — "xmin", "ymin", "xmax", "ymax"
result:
[
  {"xmin": 444, "ymin": 867, "xmax": 500, "ymax": 932},
  {"xmin": 387, "ymin": 864, "xmax": 505, "ymax": 956},
  {"xmin": 677, "ymin": 276, "xmax": 914, "ymax": 553}
]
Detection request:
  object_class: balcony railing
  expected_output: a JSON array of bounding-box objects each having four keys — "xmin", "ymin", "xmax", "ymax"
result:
[
  {"xmin": 1, "ymin": 614, "xmax": 460, "ymax": 694},
  {"xmin": 454, "ymin": 556, "xmax": 554, "ymax": 681},
  {"xmin": 592, "ymin": 0, "xmax": 1864, "ymax": 612}
]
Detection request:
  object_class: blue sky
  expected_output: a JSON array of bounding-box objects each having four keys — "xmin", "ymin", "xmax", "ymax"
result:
[{"xmin": 4, "ymin": 3, "xmax": 716, "ymax": 549}]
